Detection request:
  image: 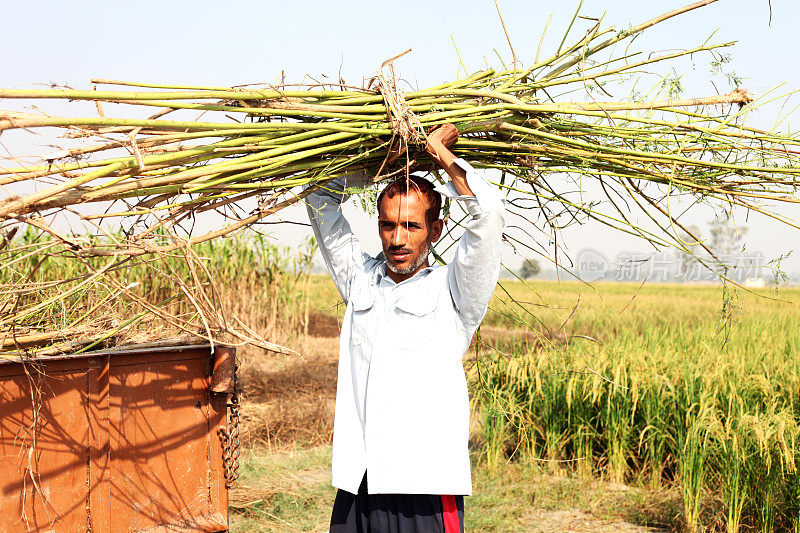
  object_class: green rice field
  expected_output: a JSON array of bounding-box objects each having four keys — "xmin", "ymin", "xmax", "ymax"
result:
[{"xmin": 475, "ymin": 280, "xmax": 800, "ymax": 531}]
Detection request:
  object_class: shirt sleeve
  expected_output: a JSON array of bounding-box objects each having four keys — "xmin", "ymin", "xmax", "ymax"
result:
[
  {"xmin": 438, "ymin": 159, "xmax": 505, "ymax": 330},
  {"xmin": 305, "ymin": 171, "xmax": 375, "ymax": 303}
]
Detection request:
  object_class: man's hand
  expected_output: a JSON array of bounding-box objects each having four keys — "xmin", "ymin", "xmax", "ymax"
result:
[
  {"xmin": 425, "ymin": 123, "xmax": 474, "ymax": 196},
  {"xmin": 426, "ymin": 123, "xmax": 459, "ymax": 160}
]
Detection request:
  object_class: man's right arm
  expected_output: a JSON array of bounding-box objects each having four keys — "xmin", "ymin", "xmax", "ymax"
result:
[{"xmin": 305, "ymin": 173, "xmax": 372, "ymax": 302}]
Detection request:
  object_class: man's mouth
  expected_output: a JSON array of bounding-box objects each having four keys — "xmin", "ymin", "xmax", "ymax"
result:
[{"xmin": 388, "ymin": 249, "xmax": 412, "ymax": 261}]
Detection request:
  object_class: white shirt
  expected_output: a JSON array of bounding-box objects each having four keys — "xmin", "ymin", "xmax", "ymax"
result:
[{"xmin": 306, "ymin": 159, "xmax": 504, "ymax": 495}]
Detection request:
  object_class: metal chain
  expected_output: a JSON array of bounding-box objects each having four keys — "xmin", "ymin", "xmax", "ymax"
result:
[{"xmin": 218, "ymin": 361, "xmax": 240, "ymax": 489}]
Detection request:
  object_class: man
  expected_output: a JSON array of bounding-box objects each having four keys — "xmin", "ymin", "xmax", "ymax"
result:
[{"xmin": 306, "ymin": 124, "xmax": 504, "ymax": 532}]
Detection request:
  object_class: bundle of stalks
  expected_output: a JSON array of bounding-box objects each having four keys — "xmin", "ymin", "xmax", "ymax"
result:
[{"xmin": 1, "ymin": 0, "xmax": 799, "ymax": 354}]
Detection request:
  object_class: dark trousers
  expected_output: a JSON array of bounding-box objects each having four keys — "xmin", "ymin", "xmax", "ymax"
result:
[{"xmin": 329, "ymin": 473, "xmax": 465, "ymax": 533}]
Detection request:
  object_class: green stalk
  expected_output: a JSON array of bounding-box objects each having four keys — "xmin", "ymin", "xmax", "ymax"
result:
[
  {"xmin": 182, "ymin": 136, "xmax": 366, "ymax": 193},
  {"xmin": 0, "ymin": 114, "xmax": 392, "ymax": 135},
  {"xmin": 0, "ymin": 87, "xmax": 369, "ymax": 101},
  {"xmin": 500, "ymin": 123, "xmax": 800, "ymax": 175}
]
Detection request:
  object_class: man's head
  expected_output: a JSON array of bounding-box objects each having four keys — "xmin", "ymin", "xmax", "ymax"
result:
[{"xmin": 377, "ymin": 175, "xmax": 444, "ymax": 282}]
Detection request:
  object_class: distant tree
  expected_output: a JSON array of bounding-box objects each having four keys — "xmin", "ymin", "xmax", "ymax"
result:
[
  {"xmin": 674, "ymin": 216, "xmax": 749, "ymax": 282},
  {"xmin": 708, "ymin": 215, "xmax": 749, "ymax": 280},
  {"xmin": 675, "ymin": 224, "xmax": 704, "ymax": 281},
  {"xmin": 707, "ymin": 215, "xmax": 748, "ymax": 257},
  {"xmin": 519, "ymin": 258, "xmax": 541, "ymax": 280}
]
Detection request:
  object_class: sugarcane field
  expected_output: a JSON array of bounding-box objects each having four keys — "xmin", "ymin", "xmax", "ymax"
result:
[{"xmin": 2, "ymin": 1, "xmax": 800, "ymax": 531}]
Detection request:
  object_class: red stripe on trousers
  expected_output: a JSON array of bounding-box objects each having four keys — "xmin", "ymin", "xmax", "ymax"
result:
[{"xmin": 441, "ymin": 494, "xmax": 459, "ymax": 533}]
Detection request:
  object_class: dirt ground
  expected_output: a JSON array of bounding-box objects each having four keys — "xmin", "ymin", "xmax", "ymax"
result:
[{"xmin": 232, "ymin": 314, "xmax": 673, "ymax": 532}]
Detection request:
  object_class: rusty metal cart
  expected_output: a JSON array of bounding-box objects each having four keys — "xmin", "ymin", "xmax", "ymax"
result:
[{"xmin": 0, "ymin": 342, "xmax": 237, "ymax": 532}]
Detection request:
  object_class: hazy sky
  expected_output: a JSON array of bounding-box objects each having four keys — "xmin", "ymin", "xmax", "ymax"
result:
[{"xmin": 2, "ymin": 0, "xmax": 799, "ymax": 276}]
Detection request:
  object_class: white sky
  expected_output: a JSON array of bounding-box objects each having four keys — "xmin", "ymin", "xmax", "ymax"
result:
[{"xmin": 1, "ymin": 0, "xmax": 799, "ymax": 276}]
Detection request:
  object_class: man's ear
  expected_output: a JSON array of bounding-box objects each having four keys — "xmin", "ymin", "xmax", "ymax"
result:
[{"xmin": 429, "ymin": 219, "xmax": 444, "ymax": 243}]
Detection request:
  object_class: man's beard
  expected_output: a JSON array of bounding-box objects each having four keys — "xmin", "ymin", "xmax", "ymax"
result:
[{"xmin": 387, "ymin": 242, "xmax": 431, "ymax": 275}]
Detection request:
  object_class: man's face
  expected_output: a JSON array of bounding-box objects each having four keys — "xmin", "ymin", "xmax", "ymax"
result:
[{"xmin": 378, "ymin": 190, "xmax": 443, "ymax": 283}]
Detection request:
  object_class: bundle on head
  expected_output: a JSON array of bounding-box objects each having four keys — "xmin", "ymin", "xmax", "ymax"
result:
[{"xmin": 0, "ymin": 0, "xmax": 798, "ymax": 355}]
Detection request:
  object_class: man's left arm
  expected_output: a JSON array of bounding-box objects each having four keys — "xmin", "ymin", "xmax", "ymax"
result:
[{"xmin": 427, "ymin": 125, "xmax": 505, "ymax": 330}]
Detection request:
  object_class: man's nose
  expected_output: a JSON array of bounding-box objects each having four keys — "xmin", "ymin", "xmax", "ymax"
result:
[{"xmin": 391, "ymin": 225, "xmax": 408, "ymax": 246}]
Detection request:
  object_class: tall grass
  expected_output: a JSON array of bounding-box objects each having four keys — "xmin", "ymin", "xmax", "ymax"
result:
[
  {"xmin": 476, "ymin": 281, "xmax": 800, "ymax": 531},
  {"xmin": 0, "ymin": 227, "xmax": 316, "ymax": 357}
]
